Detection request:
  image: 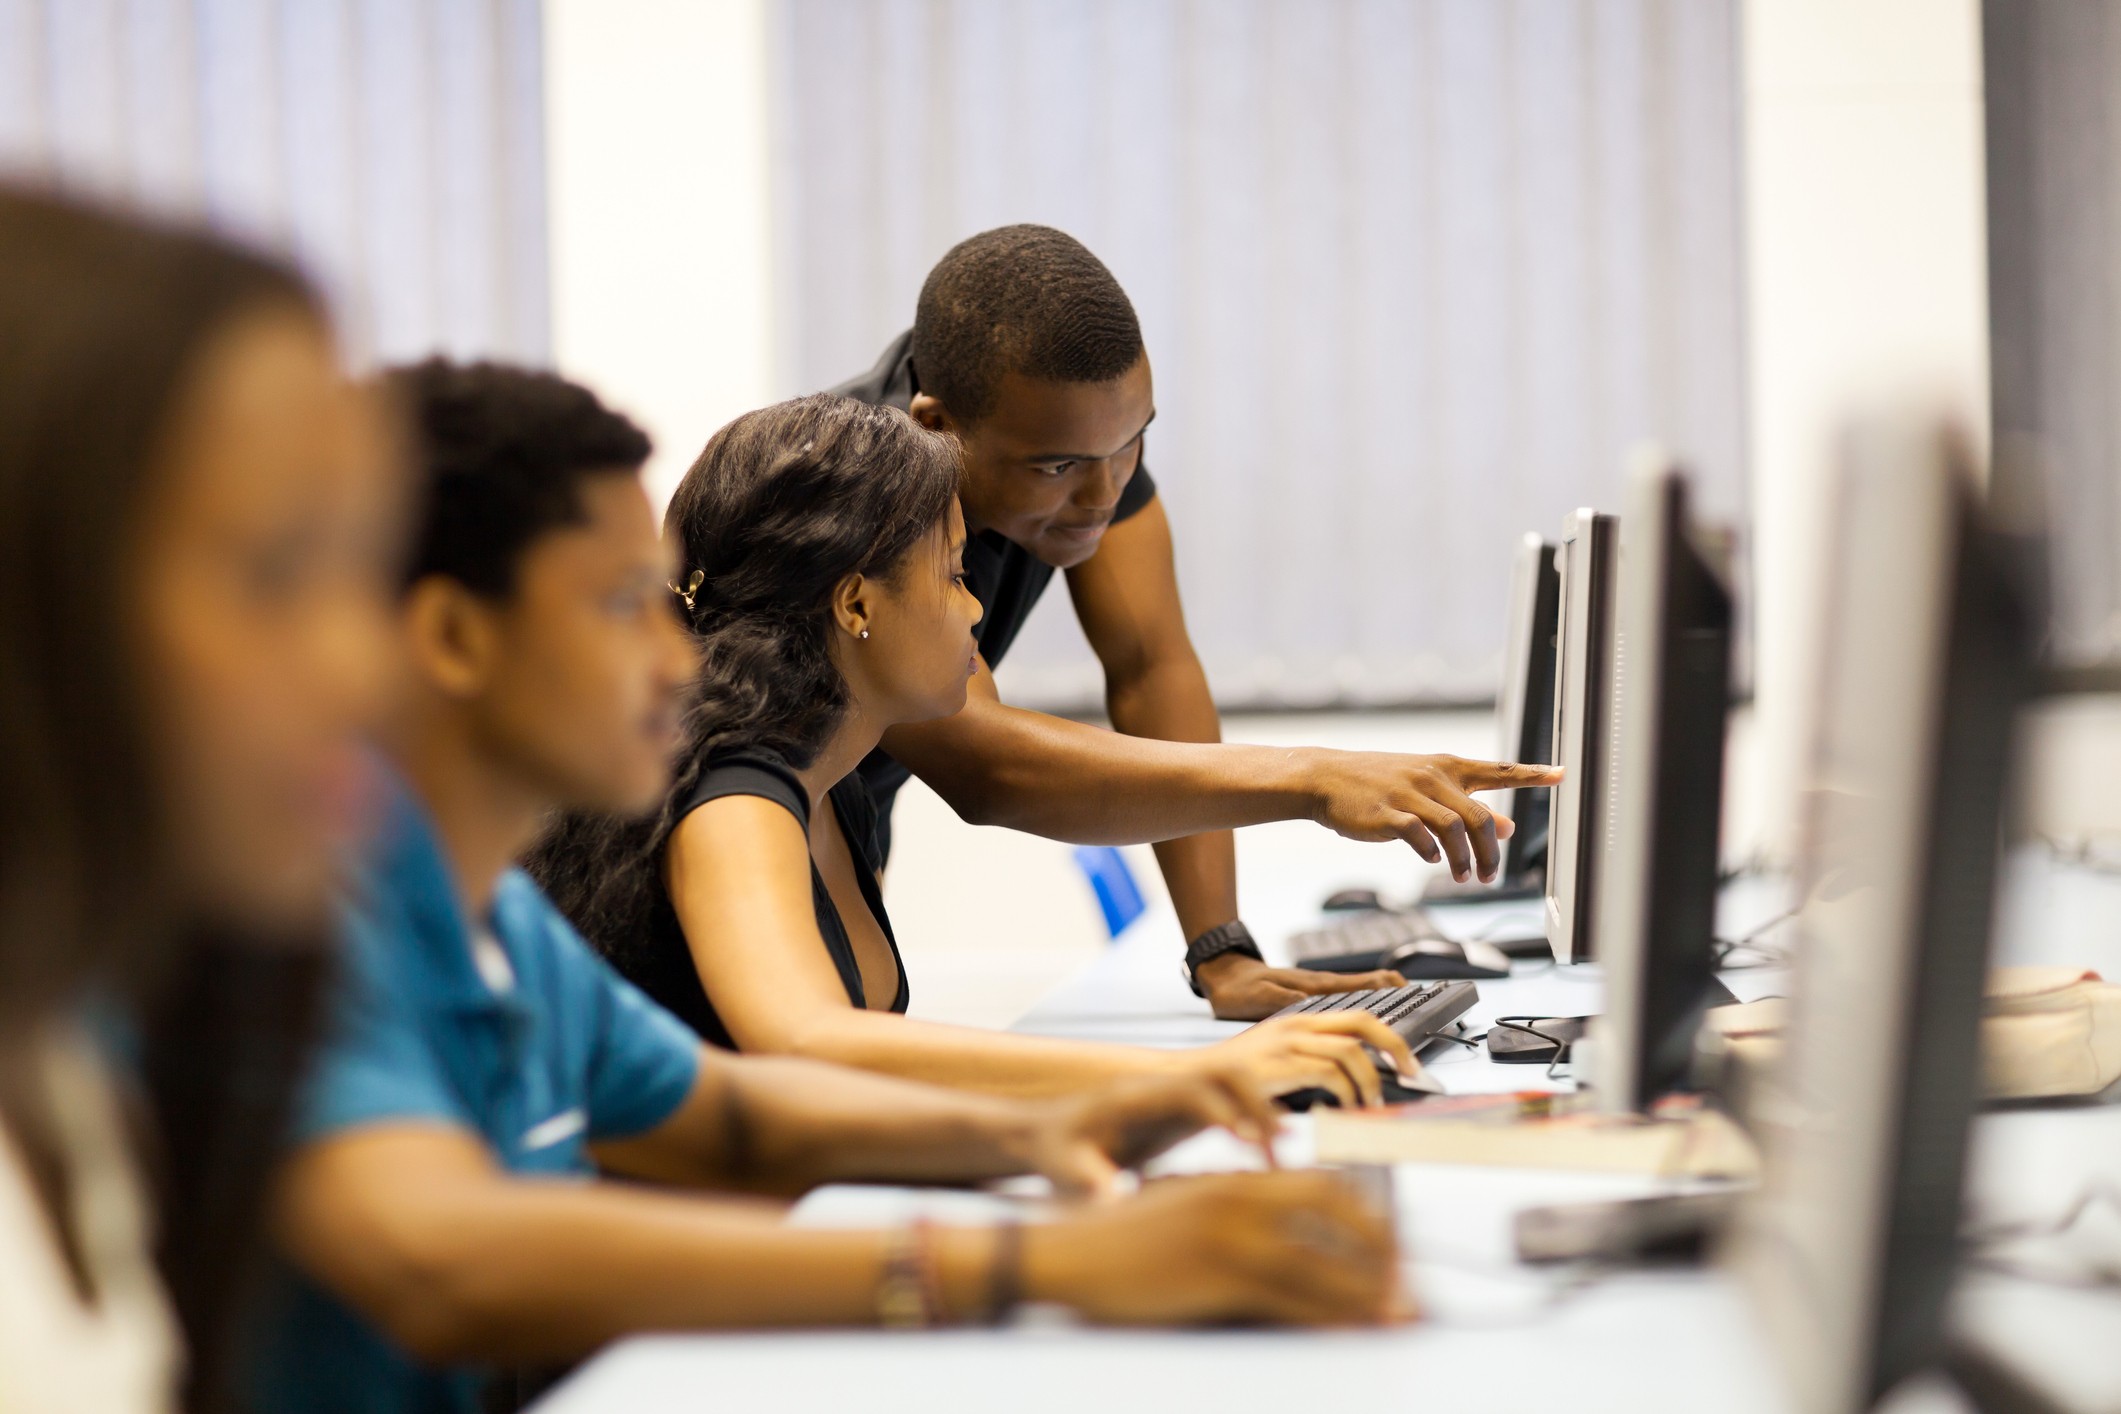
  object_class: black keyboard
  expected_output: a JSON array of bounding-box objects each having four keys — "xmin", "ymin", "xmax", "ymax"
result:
[
  {"xmin": 1260, "ymin": 980, "xmax": 1480, "ymax": 1054},
  {"xmin": 1285, "ymin": 907, "xmax": 1445, "ymax": 970}
]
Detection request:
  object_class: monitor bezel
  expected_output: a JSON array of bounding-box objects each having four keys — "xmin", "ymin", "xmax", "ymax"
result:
[
  {"xmin": 1594, "ymin": 455, "xmax": 1736, "ymax": 1114},
  {"xmin": 1544, "ymin": 508, "xmax": 1620, "ymax": 965},
  {"xmin": 1497, "ymin": 533, "xmax": 1562, "ymax": 886}
]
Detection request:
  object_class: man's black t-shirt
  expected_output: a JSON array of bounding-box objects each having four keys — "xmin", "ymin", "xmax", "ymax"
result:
[{"xmin": 829, "ymin": 330, "xmax": 1159, "ymax": 859}]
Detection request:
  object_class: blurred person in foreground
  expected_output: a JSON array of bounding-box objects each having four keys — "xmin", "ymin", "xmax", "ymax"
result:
[
  {"xmin": 251, "ymin": 359, "xmax": 1401, "ymax": 1414},
  {"xmin": 0, "ymin": 187, "xmax": 406, "ymax": 1412}
]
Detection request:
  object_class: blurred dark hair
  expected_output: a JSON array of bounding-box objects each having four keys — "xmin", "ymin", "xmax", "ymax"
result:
[
  {"xmin": 912, "ymin": 223, "xmax": 1144, "ymax": 425},
  {"xmin": 386, "ymin": 357, "xmax": 652, "ymax": 598},
  {"xmin": 0, "ymin": 185, "xmax": 317, "ymax": 1025},
  {"xmin": 0, "ymin": 184, "xmax": 329, "ymax": 1414},
  {"xmin": 527, "ymin": 394, "xmax": 958, "ymax": 972}
]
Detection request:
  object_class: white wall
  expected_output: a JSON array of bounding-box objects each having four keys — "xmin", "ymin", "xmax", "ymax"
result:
[
  {"xmin": 1738, "ymin": 0, "xmax": 1992, "ymax": 861},
  {"xmin": 543, "ymin": 0, "xmax": 776, "ymax": 512}
]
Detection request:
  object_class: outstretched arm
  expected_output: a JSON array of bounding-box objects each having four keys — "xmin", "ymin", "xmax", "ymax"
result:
[
  {"xmin": 271, "ymin": 1053, "xmax": 1282, "ymax": 1361},
  {"xmin": 274, "ymin": 1126, "xmax": 1399, "ymax": 1364},
  {"xmin": 880, "ymin": 669, "xmax": 1557, "ymax": 884},
  {"xmin": 662, "ymin": 797, "xmax": 1421, "ymax": 1104},
  {"xmin": 275, "ymin": 1124, "xmax": 944, "ymax": 1362}
]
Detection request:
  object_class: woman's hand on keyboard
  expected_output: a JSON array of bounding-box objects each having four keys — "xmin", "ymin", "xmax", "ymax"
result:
[
  {"xmin": 1303, "ymin": 751, "xmax": 1562, "ymax": 883},
  {"xmin": 1024, "ymin": 1170, "xmax": 1406, "ymax": 1326},
  {"xmin": 1184, "ymin": 1011, "xmax": 1421, "ymax": 1108}
]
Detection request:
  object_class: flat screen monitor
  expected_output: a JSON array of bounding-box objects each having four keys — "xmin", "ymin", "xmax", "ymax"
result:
[
  {"xmin": 1544, "ymin": 508, "xmax": 1619, "ymax": 964},
  {"xmin": 1495, "ymin": 533, "xmax": 1561, "ymax": 890},
  {"xmin": 1593, "ymin": 455, "xmax": 1735, "ymax": 1114},
  {"xmin": 1731, "ymin": 418, "xmax": 2032, "ymax": 1414}
]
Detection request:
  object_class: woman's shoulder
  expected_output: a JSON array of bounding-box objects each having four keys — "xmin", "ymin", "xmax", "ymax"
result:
[{"xmin": 680, "ymin": 746, "xmax": 810, "ymax": 826}]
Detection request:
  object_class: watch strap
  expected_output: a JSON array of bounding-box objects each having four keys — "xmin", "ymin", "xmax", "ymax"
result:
[{"xmin": 1183, "ymin": 920, "xmax": 1264, "ymax": 997}]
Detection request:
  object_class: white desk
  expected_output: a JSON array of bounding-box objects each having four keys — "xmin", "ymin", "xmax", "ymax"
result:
[{"xmin": 537, "ymin": 849, "xmax": 2121, "ymax": 1414}]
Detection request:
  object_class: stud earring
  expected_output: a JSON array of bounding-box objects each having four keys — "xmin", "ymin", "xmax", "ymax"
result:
[{"xmin": 858, "ymin": 628, "xmax": 870, "ymax": 641}]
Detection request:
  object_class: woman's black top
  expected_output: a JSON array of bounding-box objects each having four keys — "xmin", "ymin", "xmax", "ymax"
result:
[{"xmin": 620, "ymin": 747, "xmax": 909, "ymax": 1051}]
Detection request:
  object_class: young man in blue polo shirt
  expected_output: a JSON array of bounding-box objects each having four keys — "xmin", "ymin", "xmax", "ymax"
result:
[{"xmin": 250, "ymin": 361, "xmax": 1401, "ymax": 1413}]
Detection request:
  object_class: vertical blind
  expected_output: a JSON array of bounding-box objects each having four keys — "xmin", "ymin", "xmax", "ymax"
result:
[
  {"xmin": 0, "ymin": 0, "xmax": 550, "ymax": 369},
  {"xmin": 772, "ymin": 0, "xmax": 1747, "ymax": 711},
  {"xmin": 1986, "ymin": 0, "xmax": 2121, "ymax": 664}
]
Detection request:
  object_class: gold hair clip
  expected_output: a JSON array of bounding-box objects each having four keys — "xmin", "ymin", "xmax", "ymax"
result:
[{"xmin": 671, "ymin": 569, "xmax": 704, "ymax": 615}]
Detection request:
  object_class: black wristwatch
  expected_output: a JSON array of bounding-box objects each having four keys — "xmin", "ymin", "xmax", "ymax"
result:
[{"xmin": 1183, "ymin": 921, "xmax": 1264, "ymax": 997}]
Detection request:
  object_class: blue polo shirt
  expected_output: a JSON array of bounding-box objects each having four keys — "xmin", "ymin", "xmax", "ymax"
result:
[{"xmin": 250, "ymin": 766, "xmax": 702, "ymax": 1414}]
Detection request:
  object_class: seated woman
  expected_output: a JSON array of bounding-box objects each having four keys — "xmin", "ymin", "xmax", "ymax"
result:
[
  {"xmin": 0, "ymin": 187, "xmax": 404, "ymax": 1412},
  {"xmin": 536, "ymin": 394, "xmax": 1453, "ymax": 1105}
]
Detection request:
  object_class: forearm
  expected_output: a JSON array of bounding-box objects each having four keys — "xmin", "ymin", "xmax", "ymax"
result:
[
  {"xmin": 732, "ymin": 1009, "xmax": 1178, "ymax": 1111},
  {"xmin": 897, "ymin": 704, "xmax": 1321, "ymax": 845},
  {"xmin": 322, "ymin": 1181, "xmax": 1005, "ymax": 1361},
  {"xmin": 1104, "ymin": 656, "xmax": 1240, "ymax": 940}
]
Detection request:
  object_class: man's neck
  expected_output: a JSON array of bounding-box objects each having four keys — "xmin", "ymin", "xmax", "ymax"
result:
[{"xmin": 384, "ymin": 715, "xmax": 551, "ymax": 922}]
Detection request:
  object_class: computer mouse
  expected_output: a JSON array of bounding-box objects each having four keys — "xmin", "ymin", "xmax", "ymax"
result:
[
  {"xmin": 1321, "ymin": 887, "xmax": 1384, "ymax": 912},
  {"xmin": 1381, "ymin": 936, "xmax": 1512, "ymax": 980},
  {"xmin": 1274, "ymin": 1073, "xmax": 1437, "ymax": 1112}
]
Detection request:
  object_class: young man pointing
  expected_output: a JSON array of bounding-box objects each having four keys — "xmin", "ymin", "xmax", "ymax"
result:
[{"xmin": 832, "ymin": 226, "xmax": 1557, "ymax": 1019}]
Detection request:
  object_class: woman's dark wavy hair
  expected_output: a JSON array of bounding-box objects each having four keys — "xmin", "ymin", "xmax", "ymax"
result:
[
  {"xmin": 0, "ymin": 185, "xmax": 334, "ymax": 1414},
  {"xmin": 528, "ymin": 394, "xmax": 960, "ymax": 971}
]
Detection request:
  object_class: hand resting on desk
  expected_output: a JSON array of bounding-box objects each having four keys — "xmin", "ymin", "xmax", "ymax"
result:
[{"xmin": 1024, "ymin": 1171, "xmax": 1407, "ymax": 1327}]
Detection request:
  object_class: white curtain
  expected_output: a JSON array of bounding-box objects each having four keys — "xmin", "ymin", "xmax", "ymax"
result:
[
  {"xmin": 771, "ymin": 0, "xmax": 1746, "ymax": 711},
  {"xmin": 1986, "ymin": 0, "xmax": 2121, "ymax": 666},
  {"xmin": 0, "ymin": 0, "xmax": 550, "ymax": 368}
]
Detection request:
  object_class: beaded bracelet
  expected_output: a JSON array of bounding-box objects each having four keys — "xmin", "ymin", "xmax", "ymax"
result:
[{"xmin": 877, "ymin": 1219, "xmax": 939, "ymax": 1328}]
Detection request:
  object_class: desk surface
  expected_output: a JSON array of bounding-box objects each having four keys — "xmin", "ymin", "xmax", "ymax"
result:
[{"xmin": 537, "ymin": 844, "xmax": 2121, "ymax": 1414}]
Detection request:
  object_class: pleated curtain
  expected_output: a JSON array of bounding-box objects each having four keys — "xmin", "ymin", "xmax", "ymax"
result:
[
  {"xmin": 770, "ymin": 0, "xmax": 1747, "ymax": 711},
  {"xmin": 0, "ymin": 0, "xmax": 550, "ymax": 369},
  {"xmin": 1986, "ymin": 0, "xmax": 2121, "ymax": 666}
]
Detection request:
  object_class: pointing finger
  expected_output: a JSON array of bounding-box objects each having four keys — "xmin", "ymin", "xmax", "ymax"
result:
[{"xmin": 1457, "ymin": 759, "xmax": 1564, "ymax": 791}]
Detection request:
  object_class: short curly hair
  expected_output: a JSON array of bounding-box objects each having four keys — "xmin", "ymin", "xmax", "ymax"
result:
[
  {"xmin": 911, "ymin": 225, "xmax": 1143, "ymax": 426},
  {"xmin": 389, "ymin": 358, "xmax": 652, "ymax": 597}
]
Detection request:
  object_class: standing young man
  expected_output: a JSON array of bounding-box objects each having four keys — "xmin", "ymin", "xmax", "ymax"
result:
[
  {"xmin": 251, "ymin": 361, "xmax": 1399, "ymax": 1414},
  {"xmin": 833, "ymin": 225, "xmax": 1558, "ymax": 1019}
]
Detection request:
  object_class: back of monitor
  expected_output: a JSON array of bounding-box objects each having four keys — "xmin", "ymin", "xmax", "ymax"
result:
[
  {"xmin": 1496, "ymin": 533, "xmax": 1561, "ymax": 887},
  {"xmin": 1731, "ymin": 418, "xmax": 2032, "ymax": 1414}
]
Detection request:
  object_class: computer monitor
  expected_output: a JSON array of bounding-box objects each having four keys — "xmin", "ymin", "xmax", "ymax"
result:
[
  {"xmin": 1544, "ymin": 507, "xmax": 1619, "ymax": 964},
  {"xmin": 1591, "ymin": 455, "xmax": 1736, "ymax": 1114},
  {"xmin": 1495, "ymin": 533, "xmax": 1561, "ymax": 890},
  {"xmin": 1731, "ymin": 419, "xmax": 2033, "ymax": 1414}
]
